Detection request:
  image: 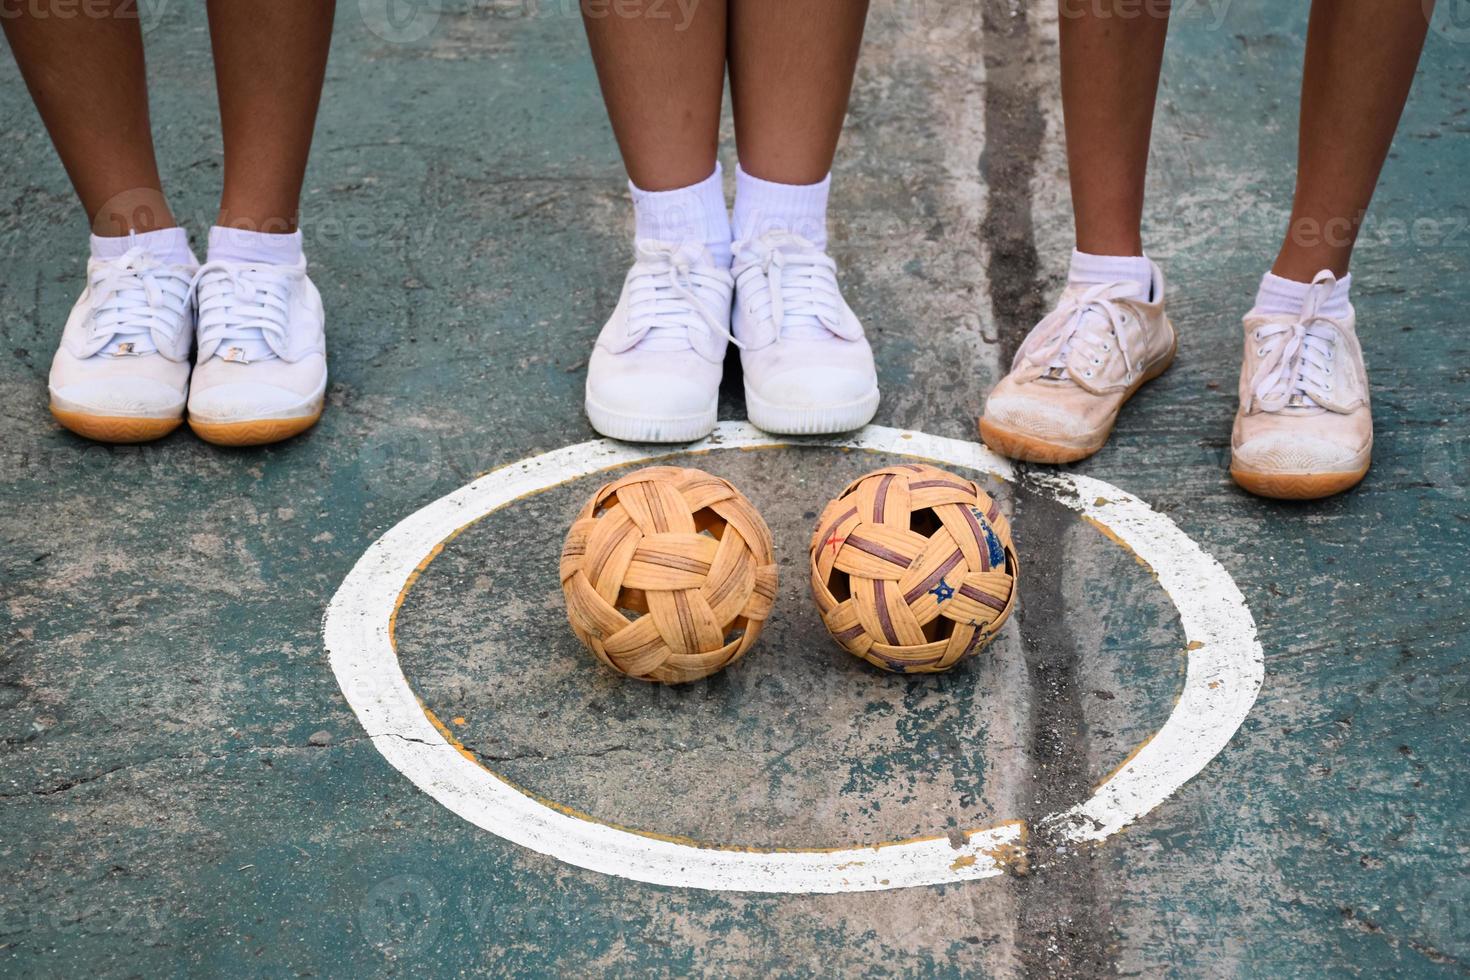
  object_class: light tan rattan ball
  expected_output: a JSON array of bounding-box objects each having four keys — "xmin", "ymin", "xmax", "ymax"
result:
[
  {"xmin": 808, "ymin": 464, "xmax": 1018, "ymax": 674},
  {"xmin": 561, "ymin": 466, "xmax": 778, "ymax": 683}
]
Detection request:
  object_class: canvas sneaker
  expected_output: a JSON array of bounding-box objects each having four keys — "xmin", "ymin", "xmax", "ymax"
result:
[
  {"xmin": 48, "ymin": 243, "xmax": 197, "ymax": 443},
  {"xmin": 980, "ymin": 261, "xmax": 1175, "ymax": 463},
  {"xmin": 1231, "ymin": 270, "xmax": 1371, "ymax": 499},
  {"xmin": 732, "ymin": 231, "xmax": 879, "ymax": 434},
  {"xmin": 187, "ymin": 257, "xmax": 327, "ymax": 446},
  {"xmin": 584, "ymin": 240, "xmax": 735, "ymax": 443}
]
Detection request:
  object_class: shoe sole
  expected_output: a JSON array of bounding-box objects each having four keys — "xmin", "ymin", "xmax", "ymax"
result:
[
  {"xmin": 189, "ymin": 409, "xmax": 323, "ymax": 447},
  {"xmin": 978, "ymin": 329, "xmax": 1178, "ymax": 464},
  {"xmin": 1229, "ymin": 462, "xmax": 1370, "ymax": 501},
  {"xmin": 744, "ymin": 386, "xmax": 881, "ymax": 436},
  {"xmin": 50, "ymin": 405, "xmax": 182, "ymax": 444},
  {"xmin": 585, "ymin": 397, "xmax": 717, "ymax": 444}
]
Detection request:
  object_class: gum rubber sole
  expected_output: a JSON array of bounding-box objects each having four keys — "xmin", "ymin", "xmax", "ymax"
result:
[
  {"xmin": 51, "ymin": 406, "xmax": 182, "ymax": 444},
  {"xmin": 189, "ymin": 411, "xmax": 322, "ymax": 447},
  {"xmin": 1229, "ymin": 463, "xmax": 1370, "ymax": 501},
  {"xmin": 978, "ymin": 332, "xmax": 1178, "ymax": 465},
  {"xmin": 976, "ymin": 417, "xmax": 1102, "ymax": 464}
]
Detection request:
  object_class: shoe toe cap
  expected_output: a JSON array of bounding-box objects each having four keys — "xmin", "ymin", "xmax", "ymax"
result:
[
  {"xmin": 1233, "ymin": 431, "xmax": 1366, "ymax": 473},
  {"xmin": 983, "ymin": 390, "xmax": 1092, "ymax": 441},
  {"xmin": 189, "ymin": 382, "xmax": 317, "ymax": 422},
  {"xmin": 747, "ymin": 365, "xmax": 876, "ymax": 408},
  {"xmin": 51, "ymin": 377, "xmax": 185, "ymax": 417},
  {"xmin": 586, "ymin": 352, "xmax": 719, "ymax": 419}
]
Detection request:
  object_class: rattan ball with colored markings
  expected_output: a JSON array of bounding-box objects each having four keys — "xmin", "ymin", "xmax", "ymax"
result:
[
  {"xmin": 561, "ymin": 466, "xmax": 779, "ymax": 684},
  {"xmin": 808, "ymin": 464, "xmax": 1018, "ymax": 674}
]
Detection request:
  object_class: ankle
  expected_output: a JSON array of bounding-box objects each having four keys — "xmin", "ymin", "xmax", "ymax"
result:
[
  {"xmin": 630, "ymin": 163, "xmax": 732, "ymax": 267},
  {"xmin": 214, "ymin": 205, "xmax": 300, "ymax": 236},
  {"xmin": 89, "ymin": 226, "xmax": 196, "ymax": 267},
  {"xmin": 206, "ymin": 225, "xmax": 305, "ymax": 267},
  {"xmin": 732, "ymin": 164, "xmax": 830, "ymax": 251},
  {"xmin": 1067, "ymin": 248, "xmax": 1154, "ymax": 299},
  {"xmin": 89, "ymin": 187, "xmax": 177, "ymax": 238},
  {"xmin": 1252, "ymin": 269, "xmax": 1352, "ymax": 319}
]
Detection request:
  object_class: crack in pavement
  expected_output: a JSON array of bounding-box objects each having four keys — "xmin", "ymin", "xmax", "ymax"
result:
[{"xmin": 979, "ymin": 2, "xmax": 1119, "ymax": 976}]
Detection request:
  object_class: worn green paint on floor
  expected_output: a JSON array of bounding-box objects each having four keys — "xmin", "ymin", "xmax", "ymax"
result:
[{"xmin": 1, "ymin": 1, "xmax": 1467, "ymax": 976}]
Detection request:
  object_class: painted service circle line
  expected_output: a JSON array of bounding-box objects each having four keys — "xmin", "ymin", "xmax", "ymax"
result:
[{"xmin": 323, "ymin": 423, "xmax": 1264, "ymax": 894}]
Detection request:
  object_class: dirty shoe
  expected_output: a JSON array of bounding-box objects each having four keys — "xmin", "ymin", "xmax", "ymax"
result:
[
  {"xmin": 980, "ymin": 260, "xmax": 1175, "ymax": 463},
  {"xmin": 732, "ymin": 231, "xmax": 879, "ymax": 435},
  {"xmin": 585, "ymin": 240, "xmax": 735, "ymax": 443},
  {"xmin": 48, "ymin": 235, "xmax": 197, "ymax": 443},
  {"xmin": 1231, "ymin": 270, "xmax": 1371, "ymax": 500}
]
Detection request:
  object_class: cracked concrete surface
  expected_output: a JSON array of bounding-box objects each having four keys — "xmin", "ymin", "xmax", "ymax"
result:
[{"xmin": 1, "ymin": 0, "xmax": 1468, "ymax": 976}]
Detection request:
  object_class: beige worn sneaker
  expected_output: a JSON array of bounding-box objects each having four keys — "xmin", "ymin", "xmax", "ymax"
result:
[
  {"xmin": 979, "ymin": 262, "xmax": 1176, "ymax": 463},
  {"xmin": 1231, "ymin": 271, "xmax": 1371, "ymax": 500}
]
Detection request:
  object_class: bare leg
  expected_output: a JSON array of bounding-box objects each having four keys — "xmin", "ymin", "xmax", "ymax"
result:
[
  {"xmin": 207, "ymin": 0, "xmax": 336, "ymax": 234},
  {"xmin": 727, "ymin": 0, "xmax": 869, "ymax": 184},
  {"xmin": 579, "ymin": 0, "xmax": 727, "ymax": 190},
  {"xmin": 1272, "ymin": 0, "xmax": 1431, "ymax": 280},
  {"xmin": 1057, "ymin": 0, "xmax": 1170, "ymax": 256},
  {"xmin": 1, "ymin": 0, "xmax": 174, "ymax": 235}
]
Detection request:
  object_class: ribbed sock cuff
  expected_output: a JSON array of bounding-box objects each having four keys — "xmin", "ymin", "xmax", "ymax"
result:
[
  {"xmin": 90, "ymin": 226, "xmax": 195, "ymax": 267},
  {"xmin": 1253, "ymin": 271, "xmax": 1352, "ymax": 319},
  {"xmin": 732, "ymin": 164, "xmax": 831, "ymax": 251},
  {"xmin": 630, "ymin": 163, "xmax": 732, "ymax": 266},
  {"xmin": 1067, "ymin": 249, "xmax": 1153, "ymax": 299},
  {"xmin": 206, "ymin": 226, "xmax": 305, "ymax": 266}
]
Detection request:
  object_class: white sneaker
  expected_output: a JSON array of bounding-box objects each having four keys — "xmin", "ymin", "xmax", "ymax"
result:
[
  {"xmin": 48, "ymin": 245, "xmax": 196, "ymax": 443},
  {"xmin": 187, "ymin": 258, "xmax": 327, "ymax": 446},
  {"xmin": 732, "ymin": 231, "xmax": 879, "ymax": 434},
  {"xmin": 980, "ymin": 262, "xmax": 1176, "ymax": 463},
  {"xmin": 1231, "ymin": 271, "xmax": 1372, "ymax": 499},
  {"xmin": 584, "ymin": 240, "xmax": 735, "ymax": 443}
]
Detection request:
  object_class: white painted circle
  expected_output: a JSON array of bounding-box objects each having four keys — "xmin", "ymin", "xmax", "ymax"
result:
[{"xmin": 323, "ymin": 423, "xmax": 1263, "ymax": 893}]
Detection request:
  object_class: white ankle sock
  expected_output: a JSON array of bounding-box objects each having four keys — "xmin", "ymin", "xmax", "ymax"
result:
[
  {"xmin": 1068, "ymin": 249, "xmax": 1153, "ymax": 300},
  {"xmin": 90, "ymin": 226, "xmax": 195, "ymax": 267},
  {"xmin": 207, "ymin": 226, "xmax": 305, "ymax": 267},
  {"xmin": 732, "ymin": 164, "xmax": 831, "ymax": 251},
  {"xmin": 630, "ymin": 163, "xmax": 732, "ymax": 267},
  {"xmin": 1252, "ymin": 270, "xmax": 1352, "ymax": 319}
]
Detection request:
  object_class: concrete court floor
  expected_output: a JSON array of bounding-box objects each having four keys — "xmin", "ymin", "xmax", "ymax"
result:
[{"xmin": 1, "ymin": 0, "xmax": 1467, "ymax": 976}]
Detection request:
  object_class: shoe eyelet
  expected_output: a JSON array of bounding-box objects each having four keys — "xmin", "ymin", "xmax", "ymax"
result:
[
  {"xmin": 1257, "ymin": 347, "xmax": 1267, "ymax": 356},
  {"xmin": 1084, "ymin": 370, "xmax": 1093, "ymax": 379},
  {"xmin": 1102, "ymin": 343, "xmax": 1112, "ymax": 352}
]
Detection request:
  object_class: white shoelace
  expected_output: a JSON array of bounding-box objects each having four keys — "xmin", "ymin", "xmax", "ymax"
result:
[
  {"xmin": 623, "ymin": 241, "xmax": 736, "ymax": 352},
  {"xmin": 193, "ymin": 260, "xmax": 305, "ymax": 363},
  {"xmin": 733, "ymin": 233, "xmax": 856, "ymax": 345},
  {"xmin": 1249, "ymin": 272, "xmax": 1343, "ymax": 412},
  {"xmin": 1014, "ymin": 281, "xmax": 1143, "ymax": 384},
  {"xmin": 87, "ymin": 247, "xmax": 193, "ymax": 356}
]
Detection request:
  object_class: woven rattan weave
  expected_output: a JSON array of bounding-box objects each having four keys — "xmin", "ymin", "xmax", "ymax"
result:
[
  {"xmin": 809, "ymin": 464, "xmax": 1018, "ymax": 673},
  {"xmin": 561, "ymin": 466, "xmax": 778, "ymax": 683}
]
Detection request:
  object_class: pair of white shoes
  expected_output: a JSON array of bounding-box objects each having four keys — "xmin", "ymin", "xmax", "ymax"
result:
[
  {"xmin": 585, "ymin": 231, "xmax": 880, "ymax": 442},
  {"xmin": 48, "ymin": 237, "xmax": 328, "ymax": 446}
]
